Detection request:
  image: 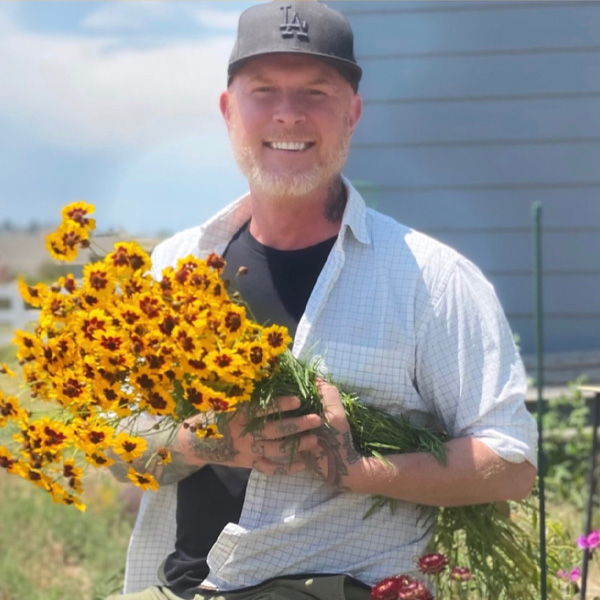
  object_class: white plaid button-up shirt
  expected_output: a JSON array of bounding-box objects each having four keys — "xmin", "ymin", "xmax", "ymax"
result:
[{"xmin": 123, "ymin": 179, "xmax": 537, "ymax": 593}]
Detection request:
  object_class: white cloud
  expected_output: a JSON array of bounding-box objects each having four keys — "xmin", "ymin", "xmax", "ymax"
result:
[
  {"xmin": 82, "ymin": 2, "xmax": 173, "ymax": 32},
  {"xmin": 0, "ymin": 8, "xmax": 236, "ymax": 150},
  {"xmin": 192, "ymin": 8, "xmax": 240, "ymax": 31}
]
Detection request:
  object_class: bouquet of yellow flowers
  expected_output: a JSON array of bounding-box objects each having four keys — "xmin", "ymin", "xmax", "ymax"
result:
[
  {"xmin": 1, "ymin": 202, "xmax": 290, "ymax": 510},
  {"xmin": 0, "ymin": 202, "xmax": 572, "ymax": 598}
]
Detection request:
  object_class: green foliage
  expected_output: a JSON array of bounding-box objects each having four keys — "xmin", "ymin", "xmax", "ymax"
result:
[
  {"xmin": 541, "ymin": 380, "xmax": 596, "ymax": 511},
  {"xmin": 0, "ymin": 471, "xmax": 133, "ymax": 600},
  {"xmin": 0, "ymin": 342, "xmax": 16, "ymax": 363},
  {"xmin": 430, "ymin": 497, "xmax": 579, "ymax": 600}
]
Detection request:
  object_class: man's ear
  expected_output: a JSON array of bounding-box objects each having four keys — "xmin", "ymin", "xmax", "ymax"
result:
[
  {"xmin": 219, "ymin": 91, "xmax": 231, "ymax": 126},
  {"xmin": 348, "ymin": 94, "xmax": 362, "ymax": 135}
]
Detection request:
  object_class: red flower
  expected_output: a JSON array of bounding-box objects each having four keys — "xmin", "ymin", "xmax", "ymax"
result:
[
  {"xmin": 397, "ymin": 579, "xmax": 433, "ymax": 600},
  {"xmin": 370, "ymin": 576, "xmax": 405, "ymax": 600},
  {"xmin": 417, "ymin": 553, "xmax": 448, "ymax": 575},
  {"xmin": 371, "ymin": 575, "xmax": 433, "ymax": 600}
]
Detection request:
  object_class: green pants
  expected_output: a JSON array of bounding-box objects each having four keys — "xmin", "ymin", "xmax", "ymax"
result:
[{"xmin": 109, "ymin": 574, "xmax": 371, "ymax": 600}]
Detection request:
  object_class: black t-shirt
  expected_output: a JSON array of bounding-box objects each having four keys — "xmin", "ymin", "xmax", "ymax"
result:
[{"xmin": 162, "ymin": 222, "xmax": 336, "ymax": 593}]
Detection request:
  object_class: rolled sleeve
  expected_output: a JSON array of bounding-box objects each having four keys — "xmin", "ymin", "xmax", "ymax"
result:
[{"xmin": 416, "ymin": 257, "xmax": 538, "ymax": 467}]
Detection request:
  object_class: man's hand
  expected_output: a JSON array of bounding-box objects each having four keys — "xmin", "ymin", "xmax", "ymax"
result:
[
  {"xmin": 299, "ymin": 379, "xmax": 364, "ymax": 489},
  {"xmin": 180, "ymin": 395, "xmax": 323, "ymax": 476}
]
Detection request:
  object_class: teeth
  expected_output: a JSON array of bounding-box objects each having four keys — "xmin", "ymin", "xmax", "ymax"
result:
[{"xmin": 268, "ymin": 142, "xmax": 310, "ymax": 151}]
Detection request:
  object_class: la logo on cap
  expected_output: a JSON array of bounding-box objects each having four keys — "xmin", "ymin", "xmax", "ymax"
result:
[{"xmin": 280, "ymin": 5, "xmax": 308, "ymax": 40}]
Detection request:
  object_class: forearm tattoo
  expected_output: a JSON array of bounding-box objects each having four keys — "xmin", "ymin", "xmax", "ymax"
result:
[
  {"xmin": 342, "ymin": 431, "xmax": 362, "ymax": 465},
  {"xmin": 305, "ymin": 424, "xmax": 349, "ymax": 488},
  {"xmin": 189, "ymin": 416, "xmax": 239, "ymax": 464}
]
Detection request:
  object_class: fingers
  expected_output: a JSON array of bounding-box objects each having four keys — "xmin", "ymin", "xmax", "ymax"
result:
[
  {"xmin": 316, "ymin": 379, "xmax": 345, "ymax": 421},
  {"xmin": 258, "ymin": 412, "xmax": 322, "ymax": 440},
  {"xmin": 252, "ymin": 456, "xmax": 306, "ymax": 477},
  {"xmin": 252, "ymin": 395, "xmax": 301, "ymax": 417},
  {"xmin": 251, "ymin": 433, "xmax": 319, "ymax": 459}
]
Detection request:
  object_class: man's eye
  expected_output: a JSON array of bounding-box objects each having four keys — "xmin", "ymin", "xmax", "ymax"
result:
[{"xmin": 307, "ymin": 89, "xmax": 326, "ymax": 96}]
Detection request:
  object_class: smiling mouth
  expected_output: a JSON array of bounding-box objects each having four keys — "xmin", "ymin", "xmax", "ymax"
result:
[{"xmin": 264, "ymin": 141, "xmax": 314, "ymax": 151}]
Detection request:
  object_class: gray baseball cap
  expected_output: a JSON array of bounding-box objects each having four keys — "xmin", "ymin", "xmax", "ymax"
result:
[{"xmin": 228, "ymin": 1, "xmax": 362, "ymax": 91}]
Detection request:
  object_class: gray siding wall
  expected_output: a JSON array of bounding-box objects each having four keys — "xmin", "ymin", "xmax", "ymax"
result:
[{"xmin": 338, "ymin": 1, "xmax": 600, "ymax": 355}]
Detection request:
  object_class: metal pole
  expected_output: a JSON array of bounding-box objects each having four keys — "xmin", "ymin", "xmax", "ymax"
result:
[
  {"xmin": 532, "ymin": 201, "xmax": 547, "ymax": 599},
  {"xmin": 580, "ymin": 393, "xmax": 600, "ymax": 600}
]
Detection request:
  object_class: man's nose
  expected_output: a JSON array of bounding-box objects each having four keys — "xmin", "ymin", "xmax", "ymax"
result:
[{"xmin": 273, "ymin": 93, "xmax": 306, "ymax": 125}]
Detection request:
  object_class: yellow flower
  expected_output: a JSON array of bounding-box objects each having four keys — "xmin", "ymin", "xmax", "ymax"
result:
[
  {"xmin": 112, "ymin": 432, "xmax": 147, "ymax": 462},
  {"xmin": 0, "ymin": 446, "xmax": 22, "ymax": 475},
  {"xmin": 37, "ymin": 417, "xmax": 71, "ymax": 453},
  {"xmin": 136, "ymin": 293, "xmax": 162, "ymax": 322},
  {"xmin": 62, "ymin": 459, "xmax": 84, "ymax": 493},
  {"xmin": 84, "ymin": 450, "xmax": 115, "ymax": 468},
  {"xmin": 0, "ymin": 393, "xmax": 23, "ymax": 428},
  {"xmin": 20, "ymin": 463, "xmax": 53, "ymax": 490},
  {"xmin": 17, "ymin": 278, "xmax": 48, "ymax": 308},
  {"xmin": 76, "ymin": 309, "xmax": 109, "ymax": 341},
  {"xmin": 262, "ymin": 324, "xmax": 292, "ymax": 354},
  {"xmin": 61, "ymin": 200, "xmax": 96, "ymax": 231},
  {"xmin": 106, "ymin": 242, "xmax": 151, "ymax": 276},
  {"xmin": 39, "ymin": 293, "xmax": 75, "ymax": 331},
  {"xmin": 101, "ymin": 390, "xmax": 134, "ymax": 418},
  {"xmin": 0, "ymin": 363, "xmax": 16, "ymax": 377},
  {"xmin": 49, "ymin": 481, "xmax": 86, "ymax": 512},
  {"xmin": 236, "ymin": 342, "xmax": 270, "ymax": 369},
  {"xmin": 130, "ymin": 366, "xmax": 160, "ymax": 394},
  {"xmin": 56, "ymin": 273, "xmax": 78, "ymax": 294},
  {"xmin": 204, "ymin": 388, "xmax": 232, "ymax": 413},
  {"xmin": 139, "ymin": 389, "xmax": 177, "ymax": 417},
  {"xmin": 13, "ymin": 330, "xmax": 42, "ymax": 364},
  {"xmin": 115, "ymin": 305, "xmax": 144, "ymax": 330},
  {"xmin": 92, "ymin": 329, "xmax": 126, "ymax": 357},
  {"xmin": 225, "ymin": 380, "xmax": 254, "ymax": 404},
  {"xmin": 156, "ymin": 447, "xmax": 172, "ymax": 465},
  {"xmin": 205, "ymin": 349, "xmax": 251, "ymax": 384},
  {"xmin": 38, "ymin": 336, "xmax": 76, "ymax": 378},
  {"xmin": 127, "ymin": 467, "xmax": 159, "ymax": 491},
  {"xmin": 195, "ymin": 423, "xmax": 222, "ymax": 439},
  {"xmin": 82, "ymin": 262, "xmax": 116, "ymax": 301},
  {"xmin": 46, "ymin": 220, "xmax": 90, "ymax": 262},
  {"xmin": 183, "ymin": 381, "xmax": 213, "ymax": 412},
  {"xmin": 217, "ymin": 304, "xmax": 249, "ymax": 342},
  {"xmin": 73, "ymin": 419, "xmax": 114, "ymax": 453},
  {"xmin": 55, "ymin": 374, "xmax": 89, "ymax": 407},
  {"xmin": 120, "ymin": 272, "xmax": 153, "ymax": 299}
]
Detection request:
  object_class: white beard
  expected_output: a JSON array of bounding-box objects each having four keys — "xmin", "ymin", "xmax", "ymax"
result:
[{"xmin": 229, "ymin": 119, "xmax": 352, "ymax": 199}]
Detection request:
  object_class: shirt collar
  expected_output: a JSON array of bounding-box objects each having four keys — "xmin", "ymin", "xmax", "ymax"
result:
[
  {"xmin": 202, "ymin": 175, "xmax": 371, "ymax": 249},
  {"xmin": 339, "ymin": 176, "xmax": 371, "ymax": 246}
]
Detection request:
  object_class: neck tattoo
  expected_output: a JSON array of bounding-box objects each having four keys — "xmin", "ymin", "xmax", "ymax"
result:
[{"xmin": 324, "ymin": 181, "xmax": 347, "ymax": 223}]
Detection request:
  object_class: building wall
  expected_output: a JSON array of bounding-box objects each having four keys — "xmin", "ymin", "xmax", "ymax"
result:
[{"xmin": 338, "ymin": 1, "xmax": 600, "ymax": 355}]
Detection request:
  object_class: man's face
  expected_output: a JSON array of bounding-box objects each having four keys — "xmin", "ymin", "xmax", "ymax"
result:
[{"xmin": 220, "ymin": 54, "xmax": 362, "ymax": 198}]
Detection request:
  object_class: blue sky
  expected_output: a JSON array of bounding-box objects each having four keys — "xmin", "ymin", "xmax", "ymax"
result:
[{"xmin": 0, "ymin": 1, "xmax": 260, "ymax": 236}]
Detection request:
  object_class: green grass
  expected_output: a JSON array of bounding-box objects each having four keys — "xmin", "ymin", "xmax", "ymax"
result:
[{"xmin": 0, "ymin": 470, "xmax": 134, "ymax": 600}]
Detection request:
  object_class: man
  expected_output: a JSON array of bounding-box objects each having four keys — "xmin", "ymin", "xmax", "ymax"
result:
[{"xmin": 110, "ymin": 2, "xmax": 537, "ymax": 599}]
